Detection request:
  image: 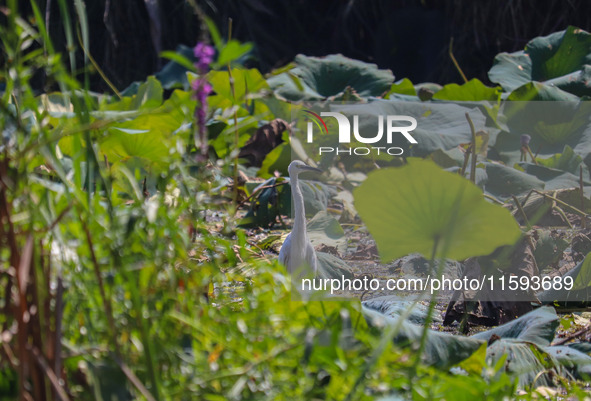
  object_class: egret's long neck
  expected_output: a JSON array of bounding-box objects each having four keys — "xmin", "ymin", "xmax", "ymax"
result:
[{"xmin": 291, "ymin": 173, "xmax": 307, "ymax": 241}]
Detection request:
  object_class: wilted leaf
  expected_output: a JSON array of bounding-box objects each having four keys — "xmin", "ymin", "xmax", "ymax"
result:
[{"xmin": 238, "ymin": 119, "xmax": 289, "ymax": 167}]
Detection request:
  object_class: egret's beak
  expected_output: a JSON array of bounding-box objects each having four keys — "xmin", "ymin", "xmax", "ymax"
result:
[{"xmin": 301, "ymin": 165, "xmax": 323, "ymax": 174}]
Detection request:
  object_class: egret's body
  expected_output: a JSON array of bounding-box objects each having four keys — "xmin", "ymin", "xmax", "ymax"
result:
[{"xmin": 278, "ymin": 160, "xmax": 321, "ymax": 277}]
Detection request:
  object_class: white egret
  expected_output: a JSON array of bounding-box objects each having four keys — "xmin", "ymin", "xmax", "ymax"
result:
[{"xmin": 278, "ymin": 160, "xmax": 322, "ymax": 277}]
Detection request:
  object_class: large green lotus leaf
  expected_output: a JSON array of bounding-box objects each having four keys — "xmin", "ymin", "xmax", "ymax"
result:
[
  {"xmin": 538, "ymin": 253, "xmax": 591, "ymax": 303},
  {"xmin": 536, "ymin": 145, "xmax": 582, "ymax": 174},
  {"xmin": 386, "ymin": 78, "xmax": 416, "ymax": 97},
  {"xmin": 471, "ymin": 307, "xmax": 566, "ymax": 386},
  {"xmin": 362, "ymin": 307, "xmax": 484, "ymax": 368},
  {"xmin": 354, "ymin": 159, "xmax": 521, "ymax": 262},
  {"xmin": 99, "ymin": 90, "xmax": 192, "ymax": 172},
  {"xmin": 300, "ymin": 181, "xmax": 333, "ymax": 216},
  {"xmin": 267, "ymin": 54, "xmax": 394, "ymax": 101},
  {"xmin": 506, "ymin": 82, "xmax": 579, "ymax": 102},
  {"xmin": 545, "ymin": 65, "xmax": 591, "ymax": 97},
  {"xmin": 545, "ymin": 346, "xmax": 591, "ymax": 380},
  {"xmin": 483, "ymin": 162, "xmax": 545, "ymax": 198},
  {"xmin": 131, "ymin": 76, "xmax": 163, "ymax": 110},
  {"xmin": 488, "ymin": 52, "xmax": 533, "ymax": 92},
  {"xmin": 515, "ymin": 162, "xmax": 591, "ymax": 191},
  {"xmin": 363, "ymin": 296, "xmax": 442, "ymax": 324},
  {"xmin": 258, "ymin": 141, "xmax": 290, "ymax": 179},
  {"xmin": 155, "ymin": 44, "xmax": 195, "ymax": 90},
  {"xmin": 485, "ymin": 339, "xmax": 564, "ymax": 387},
  {"xmin": 489, "ymin": 26, "xmax": 591, "ymax": 96},
  {"xmin": 101, "ymin": 127, "xmax": 173, "ymax": 172},
  {"xmin": 528, "ymin": 26, "xmax": 591, "ymax": 82},
  {"xmin": 208, "ymin": 68, "xmax": 270, "ymax": 112},
  {"xmin": 213, "ymin": 117, "xmax": 258, "ymax": 158},
  {"xmin": 472, "ymin": 306, "xmax": 558, "ymax": 346},
  {"xmin": 491, "ymin": 101, "xmax": 591, "ymax": 167},
  {"xmin": 307, "ymin": 210, "xmax": 346, "ymax": 254},
  {"xmin": 432, "ymin": 79, "xmax": 501, "ymax": 102},
  {"xmin": 316, "ymin": 252, "xmax": 353, "ymax": 280},
  {"xmin": 330, "ymin": 99, "xmax": 491, "ymax": 156}
]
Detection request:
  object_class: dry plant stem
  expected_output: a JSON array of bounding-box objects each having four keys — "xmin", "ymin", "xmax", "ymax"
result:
[
  {"xmin": 0, "ymin": 160, "xmax": 26, "ymax": 397},
  {"xmin": 77, "ymin": 28, "xmax": 121, "ymax": 99},
  {"xmin": 31, "ymin": 346, "xmax": 70, "ymax": 401},
  {"xmin": 459, "ymin": 143, "xmax": 471, "ymax": 177},
  {"xmin": 115, "ymin": 357, "xmax": 158, "ymax": 401},
  {"xmin": 532, "ymin": 190, "xmax": 588, "ymax": 219},
  {"xmin": 53, "ymin": 277, "xmax": 64, "ymax": 384},
  {"xmin": 555, "ymin": 204, "xmax": 574, "ymax": 229},
  {"xmin": 553, "ymin": 325, "xmax": 591, "ymax": 346},
  {"xmin": 483, "ymin": 193, "xmax": 505, "ymax": 205},
  {"xmin": 449, "ymin": 37, "xmax": 468, "ymax": 83},
  {"xmin": 465, "ymin": 113, "xmax": 477, "ymax": 183},
  {"xmin": 512, "ymin": 195, "xmax": 531, "ymax": 229},
  {"xmin": 227, "ymin": 17, "xmax": 240, "ymax": 209},
  {"xmin": 581, "ymin": 165, "xmax": 586, "ymax": 228},
  {"xmin": 526, "ymin": 146, "xmax": 538, "ymax": 164}
]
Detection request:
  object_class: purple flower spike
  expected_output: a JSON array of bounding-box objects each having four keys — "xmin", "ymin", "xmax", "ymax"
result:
[
  {"xmin": 520, "ymin": 134, "xmax": 531, "ymax": 147},
  {"xmin": 192, "ymin": 42, "xmax": 215, "ymax": 160},
  {"xmin": 194, "ymin": 43, "xmax": 215, "ymax": 71}
]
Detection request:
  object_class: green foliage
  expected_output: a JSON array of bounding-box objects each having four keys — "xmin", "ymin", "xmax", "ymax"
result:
[
  {"xmin": 354, "ymin": 159, "xmax": 521, "ymax": 261},
  {"xmin": 432, "ymin": 79, "xmax": 502, "ymax": 102},
  {"xmin": 267, "ymin": 54, "xmax": 394, "ymax": 101},
  {"xmin": 3, "ymin": 4, "xmax": 591, "ymax": 399},
  {"xmin": 537, "ymin": 145, "xmax": 583, "ymax": 173},
  {"xmin": 489, "ymin": 26, "xmax": 591, "ymax": 96},
  {"xmin": 386, "ymin": 78, "xmax": 417, "ymax": 97}
]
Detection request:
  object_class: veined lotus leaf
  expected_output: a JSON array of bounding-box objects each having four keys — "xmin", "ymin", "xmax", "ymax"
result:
[
  {"xmin": 433, "ymin": 79, "xmax": 502, "ymax": 102},
  {"xmin": 354, "ymin": 159, "xmax": 521, "ymax": 262},
  {"xmin": 267, "ymin": 54, "xmax": 394, "ymax": 101},
  {"xmin": 489, "ymin": 26, "xmax": 591, "ymax": 96}
]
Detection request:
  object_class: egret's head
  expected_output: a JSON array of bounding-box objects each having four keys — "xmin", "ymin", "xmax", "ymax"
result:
[{"xmin": 288, "ymin": 160, "xmax": 322, "ymax": 176}]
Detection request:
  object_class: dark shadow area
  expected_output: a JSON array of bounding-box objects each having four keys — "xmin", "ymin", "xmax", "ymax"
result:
[{"xmin": 13, "ymin": 0, "xmax": 591, "ymax": 91}]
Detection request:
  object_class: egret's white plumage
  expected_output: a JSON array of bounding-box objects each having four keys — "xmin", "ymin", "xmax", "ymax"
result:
[{"xmin": 278, "ymin": 160, "xmax": 321, "ymax": 277}]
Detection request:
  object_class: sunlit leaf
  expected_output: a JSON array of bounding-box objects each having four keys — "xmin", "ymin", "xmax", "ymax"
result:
[
  {"xmin": 354, "ymin": 159, "xmax": 521, "ymax": 261},
  {"xmin": 433, "ymin": 79, "xmax": 501, "ymax": 102}
]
